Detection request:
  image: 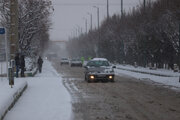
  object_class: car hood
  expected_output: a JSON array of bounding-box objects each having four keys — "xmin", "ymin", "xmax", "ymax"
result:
[{"xmin": 87, "ymin": 66, "xmax": 114, "ymax": 73}]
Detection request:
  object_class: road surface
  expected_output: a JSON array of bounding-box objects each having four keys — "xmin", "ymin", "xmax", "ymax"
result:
[{"xmin": 53, "ymin": 61, "xmax": 180, "ymax": 120}]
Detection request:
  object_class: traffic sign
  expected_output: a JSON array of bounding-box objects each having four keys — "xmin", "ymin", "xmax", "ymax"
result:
[{"xmin": 0, "ymin": 28, "xmax": 5, "ymax": 34}]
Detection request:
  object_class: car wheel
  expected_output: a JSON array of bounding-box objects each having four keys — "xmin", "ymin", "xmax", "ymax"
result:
[
  {"xmin": 87, "ymin": 78, "xmax": 92, "ymax": 83},
  {"xmin": 110, "ymin": 79, "xmax": 115, "ymax": 82},
  {"xmin": 85, "ymin": 75, "xmax": 87, "ymax": 81},
  {"xmin": 87, "ymin": 80, "xmax": 91, "ymax": 83}
]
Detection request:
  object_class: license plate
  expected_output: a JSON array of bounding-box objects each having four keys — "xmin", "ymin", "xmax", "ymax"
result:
[{"xmin": 97, "ymin": 74, "xmax": 106, "ymax": 77}]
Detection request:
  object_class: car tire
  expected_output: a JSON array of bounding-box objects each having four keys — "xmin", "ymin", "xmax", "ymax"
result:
[
  {"xmin": 85, "ymin": 75, "xmax": 87, "ymax": 81},
  {"xmin": 87, "ymin": 79, "xmax": 91, "ymax": 83},
  {"xmin": 110, "ymin": 79, "xmax": 115, "ymax": 82}
]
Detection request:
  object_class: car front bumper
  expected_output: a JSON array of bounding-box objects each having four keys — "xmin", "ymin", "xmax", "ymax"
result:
[{"xmin": 87, "ymin": 73, "xmax": 115, "ymax": 82}]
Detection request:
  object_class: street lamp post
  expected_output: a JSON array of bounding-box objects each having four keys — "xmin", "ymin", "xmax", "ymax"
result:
[
  {"xmin": 121, "ymin": 0, "xmax": 123, "ymax": 17},
  {"xmin": 83, "ymin": 18, "xmax": 88, "ymax": 33},
  {"xmin": 144, "ymin": 0, "xmax": 146, "ymax": 11},
  {"xmin": 107, "ymin": 0, "xmax": 109, "ymax": 18},
  {"xmin": 93, "ymin": 6, "xmax": 100, "ymax": 30},
  {"xmin": 93, "ymin": 6, "xmax": 100, "ymax": 57}
]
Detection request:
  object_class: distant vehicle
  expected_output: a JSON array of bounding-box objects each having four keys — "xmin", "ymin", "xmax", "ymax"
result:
[
  {"xmin": 70, "ymin": 58, "xmax": 82, "ymax": 67},
  {"xmin": 60, "ymin": 58, "xmax": 69, "ymax": 65},
  {"xmin": 84, "ymin": 58, "xmax": 116, "ymax": 83},
  {"xmin": 47, "ymin": 53, "xmax": 57, "ymax": 60}
]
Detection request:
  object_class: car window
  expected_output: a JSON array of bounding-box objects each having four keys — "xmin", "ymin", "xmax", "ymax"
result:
[
  {"xmin": 72, "ymin": 58, "xmax": 80, "ymax": 61},
  {"xmin": 62, "ymin": 58, "xmax": 68, "ymax": 60},
  {"xmin": 87, "ymin": 60, "xmax": 110, "ymax": 67}
]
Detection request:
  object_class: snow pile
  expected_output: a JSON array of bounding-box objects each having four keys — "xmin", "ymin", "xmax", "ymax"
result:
[
  {"xmin": 0, "ymin": 62, "xmax": 7, "ymax": 75},
  {"xmin": 115, "ymin": 65, "xmax": 180, "ymax": 89},
  {"xmin": 0, "ymin": 78, "xmax": 27, "ymax": 119},
  {"xmin": 4, "ymin": 60, "xmax": 72, "ymax": 120},
  {"xmin": 116, "ymin": 64, "xmax": 180, "ymax": 77}
]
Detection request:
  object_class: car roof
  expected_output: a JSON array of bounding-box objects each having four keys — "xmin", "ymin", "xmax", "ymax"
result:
[
  {"xmin": 92, "ymin": 58, "xmax": 108, "ymax": 61},
  {"xmin": 71, "ymin": 58, "xmax": 80, "ymax": 60}
]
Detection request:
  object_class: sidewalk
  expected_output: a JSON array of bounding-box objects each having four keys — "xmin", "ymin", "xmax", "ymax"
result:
[{"xmin": 3, "ymin": 60, "xmax": 72, "ymax": 120}]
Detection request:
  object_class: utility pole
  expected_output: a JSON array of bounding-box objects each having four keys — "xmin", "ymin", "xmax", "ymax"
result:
[
  {"xmin": 179, "ymin": 22, "xmax": 180, "ymax": 82},
  {"xmin": 8, "ymin": 0, "xmax": 19, "ymax": 87},
  {"xmin": 93, "ymin": 6, "xmax": 100, "ymax": 29},
  {"xmin": 121, "ymin": 0, "xmax": 123, "ymax": 17},
  {"xmin": 107, "ymin": 0, "xmax": 109, "ymax": 18},
  {"xmin": 179, "ymin": 22, "xmax": 180, "ymax": 70},
  {"xmin": 93, "ymin": 6, "xmax": 100, "ymax": 57},
  {"xmin": 83, "ymin": 18, "xmax": 88, "ymax": 33},
  {"xmin": 85, "ymin": 19, "xmax": 87, "ymax": 33},
  {"xmin": 87, "ymin": 13, "xmax": 92, "ymax": 31},
  {"xmin": 10, "ymin": 0, "xmax": 19, "ymax": 59},
  {"xmin": 144, "ymin": 0, "xmax": 146, "ymax": 11}
]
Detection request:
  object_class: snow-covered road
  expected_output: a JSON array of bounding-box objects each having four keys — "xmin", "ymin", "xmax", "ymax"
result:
[{"xmin": 4, "ymin": 60, "xmax": 72, "ymax": 120}]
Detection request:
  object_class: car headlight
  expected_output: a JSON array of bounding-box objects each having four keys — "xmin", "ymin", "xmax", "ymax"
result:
[
  {"xmin": 90, "ymin": 75, "xmax": 95, "ymax": 79},
  {"xmin": 109, "ymin": 75, "xmax": 113, "ymax": 79}
]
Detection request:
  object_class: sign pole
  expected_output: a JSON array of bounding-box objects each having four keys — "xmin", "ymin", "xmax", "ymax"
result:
[
  {"xmin": 0, "ymin": 28, "xmax": 6, "ymax": 80},
  {"xmin": 5, "ymin": 28, "xmax": 8, "ymax": 79}
]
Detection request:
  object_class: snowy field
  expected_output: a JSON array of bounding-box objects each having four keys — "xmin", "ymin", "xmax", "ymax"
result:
[
  {"xmin": 1, "ymin": 60, "xmax": 72, "ymax": 120},
  {"xmin": 115, "ymin": 65, "xmax": 180, "ymax": 90}
]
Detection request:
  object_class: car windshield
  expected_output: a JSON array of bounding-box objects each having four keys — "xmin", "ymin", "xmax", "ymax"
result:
[
  {"xmin": 87, "ymin": 60, "xmax": 110, "ymax": 67},
  {"xmin": 72, "ymin": 58, "xmax": 80, "ymax": 61},
  {"xmin": 61, "ymin": 58, "xmax": 68, "ymax": 60}
]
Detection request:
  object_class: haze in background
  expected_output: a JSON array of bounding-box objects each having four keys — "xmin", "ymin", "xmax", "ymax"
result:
[{"xmin": 50, "ymin": 0, "xmax": 146, "ymax": 41}]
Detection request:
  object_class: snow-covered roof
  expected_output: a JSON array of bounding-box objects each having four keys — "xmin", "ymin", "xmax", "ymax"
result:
[{"xmin": 92, "ymin": 58, "xmax": 108, "ymax": 61}]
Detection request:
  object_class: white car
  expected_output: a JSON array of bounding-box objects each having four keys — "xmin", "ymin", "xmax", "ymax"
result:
[
  {"xmin": 84, "ymin": 58, "xmax": 116, "ymax": 82},
  {"xmin": 70, "ymin": 58, "xmax": 82, "ymax": 67},
  {"xmin": 60, "ymin": 58, "xmax": 69, "ymax": 65}
]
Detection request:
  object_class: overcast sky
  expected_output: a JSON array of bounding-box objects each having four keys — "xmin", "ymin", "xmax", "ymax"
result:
[{"xmin": 50, "ymin": 0, "xmax": 145, "ymax": 41}]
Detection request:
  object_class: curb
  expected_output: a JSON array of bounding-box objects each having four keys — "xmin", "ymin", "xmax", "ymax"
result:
[{"xmin": 0, "ymin": 83, "xmax": 28, "ymax": 120}]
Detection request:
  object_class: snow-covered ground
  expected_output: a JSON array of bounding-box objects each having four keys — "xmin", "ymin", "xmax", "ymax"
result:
[
  {"xmin": 116, "ymin": 64, "xmax": 180, "ymax": 77},
  {"xmin": 115, "ymin": 65, "xmax": 180, "ymax": 90},
  {"xmin": 0, "ymin": 78, "xmax": 27, "ymax": 119},
  {"xmin": 0, "ymin": 62, "xmax": 7, "ymax": 75},
  {"xmin": 2, "ymin": 60, "xmax": 72, "ymax": 120}
]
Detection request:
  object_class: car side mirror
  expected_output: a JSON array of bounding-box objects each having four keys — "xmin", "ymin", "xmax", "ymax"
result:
[
  {"xmin": 84, "ymin": 66, "xmax": 88, "ymax": 69},
  {"xmin": 112, "ymin": 66, "xmax": 116, "ymax": 69}
]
